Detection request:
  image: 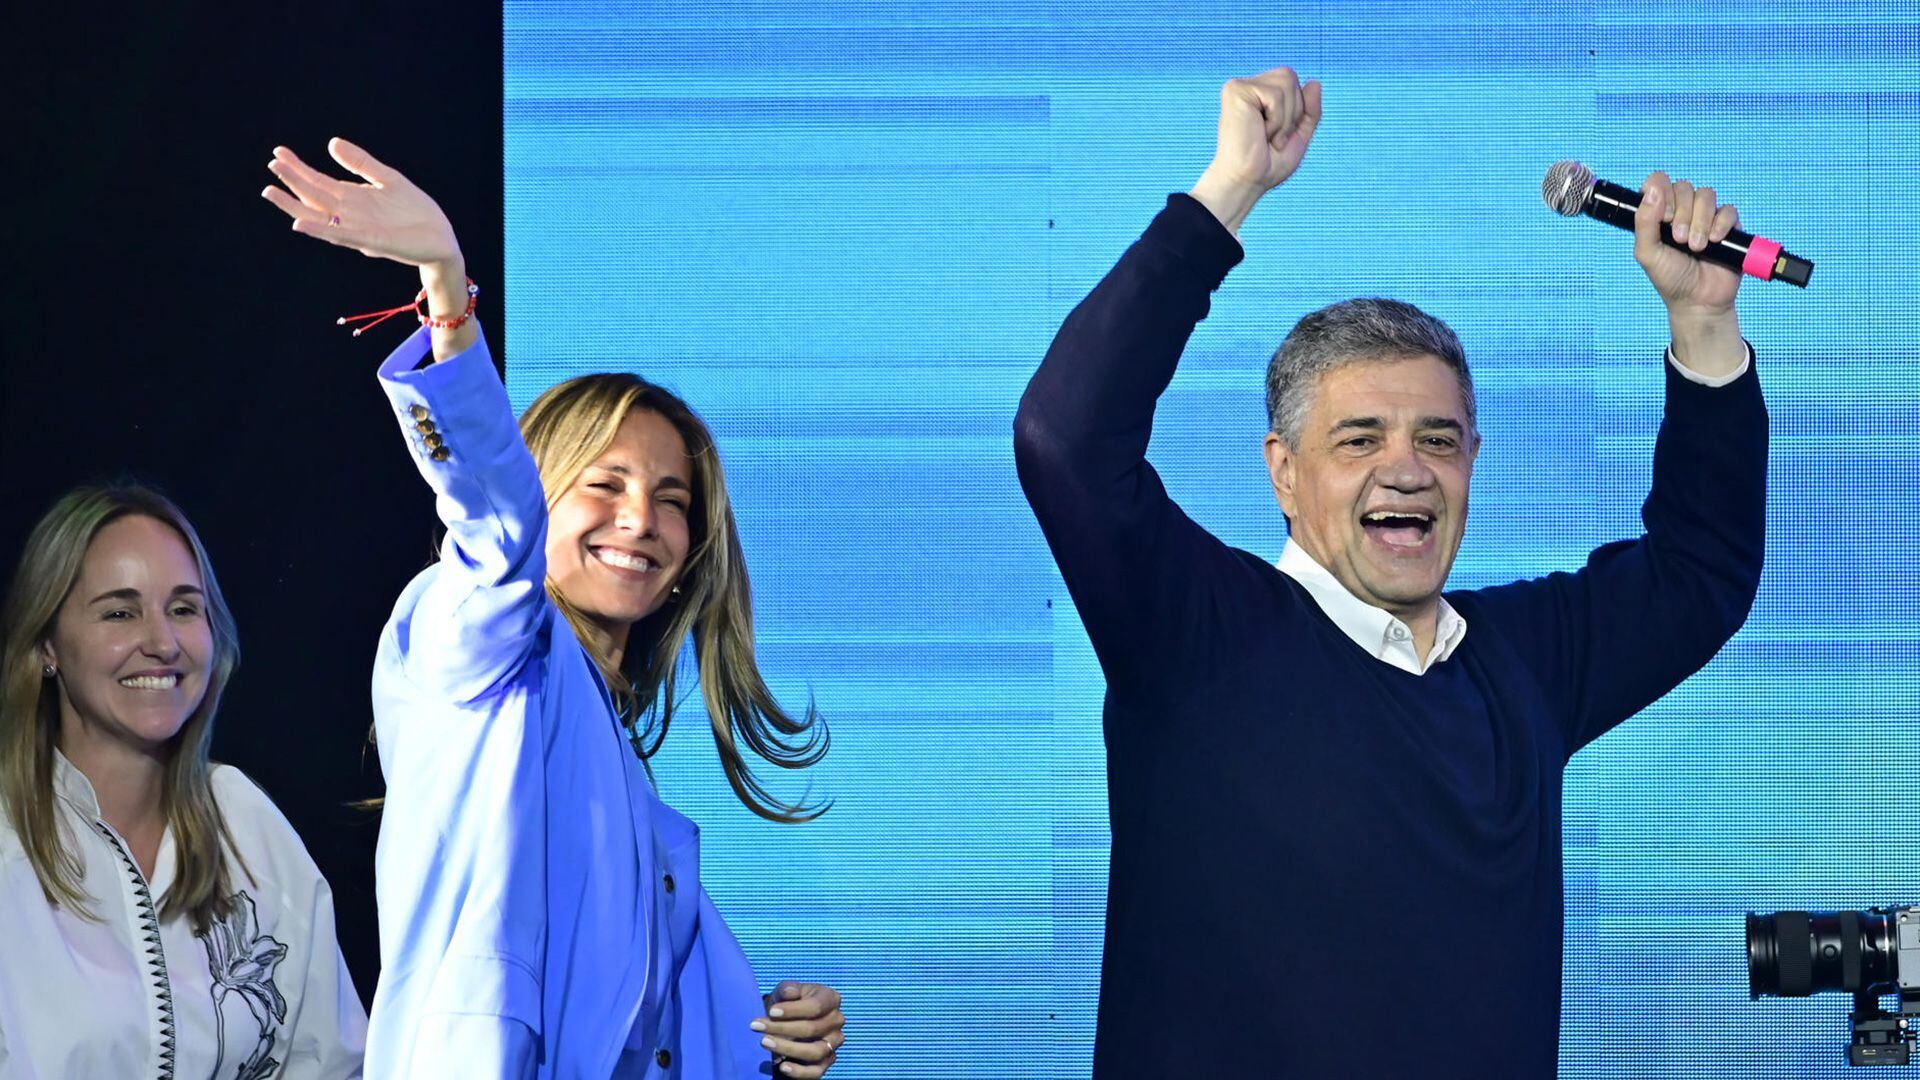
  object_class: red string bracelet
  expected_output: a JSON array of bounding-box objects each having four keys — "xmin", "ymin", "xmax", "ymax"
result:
[{"xmin": 338, "ymin": 278, "xmax": 480, "ymax": 337}]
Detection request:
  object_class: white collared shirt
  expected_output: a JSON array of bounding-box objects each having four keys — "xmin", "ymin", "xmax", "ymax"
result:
[
  {"xmin": 1666, "ymin": 343, "xmax": 1751, "ymax": 388},
  {"xmin": 1273, "ymin": 347, "xmax": 1748, "ymax": 675},
  {"xmin": 1276, "ymin": 540, "xmax": 1468, "ymax": 674},
  {"xmin": 0, "ymin": 754, "xmax": 366, "ymax": 1078}
]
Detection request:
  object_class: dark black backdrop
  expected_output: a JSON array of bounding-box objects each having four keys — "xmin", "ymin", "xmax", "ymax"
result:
[{"xmin": 3, "ymin": 5, "xmax": 506, "ymax": 1004}]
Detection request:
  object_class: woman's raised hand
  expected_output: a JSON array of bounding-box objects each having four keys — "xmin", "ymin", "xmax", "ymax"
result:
[
  {"xmin": 264, "ymin": 138, "xmax": 476, "ymax": 358},
  {"xmin": 262, "ymin": 138, "xmax": 461, "ymax": 270}
]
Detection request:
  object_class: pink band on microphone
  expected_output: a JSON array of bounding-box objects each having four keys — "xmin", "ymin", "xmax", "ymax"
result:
[{"xmin": 1743, "ymin": 235, "xmax": 1782, "ymax": 280}]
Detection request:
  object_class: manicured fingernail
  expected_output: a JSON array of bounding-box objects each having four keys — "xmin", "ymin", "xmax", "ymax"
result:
[
  {"xmin": 750, "ymin": 1020, "xmax": 766, "ymax": 1032},
  {"xmin": 769, "ymin": 1007, "xmax": 785, "ymax": 1018},
  {"xmin": 761, "ymin": 1036, "xmax": 777, "ymax": 1049}
]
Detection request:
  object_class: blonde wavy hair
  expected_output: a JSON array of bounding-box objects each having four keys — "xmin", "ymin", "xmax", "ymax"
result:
[
  {"xmin": 0, "ymin": 485, "xmax": 246, "ymax": 934},
  {"xmin": 520, "ymin": 375, "xmax": 828, "ymax": 823}
]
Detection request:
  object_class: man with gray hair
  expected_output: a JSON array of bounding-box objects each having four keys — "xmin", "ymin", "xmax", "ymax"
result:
[{"xmin": 1014, "ymin": 66, "xmax": 1764, "ymax": 1078}]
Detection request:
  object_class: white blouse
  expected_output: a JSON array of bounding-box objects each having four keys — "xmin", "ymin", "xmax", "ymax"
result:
[{"xmin": 0, "ymin": 754, "xmax": 366, "ymax": 1078}]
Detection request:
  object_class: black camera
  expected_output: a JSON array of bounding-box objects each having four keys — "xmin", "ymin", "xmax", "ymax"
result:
[{"xmin": 1747, "ymin": 906, "xmax": 1920, "ymax": 1065}]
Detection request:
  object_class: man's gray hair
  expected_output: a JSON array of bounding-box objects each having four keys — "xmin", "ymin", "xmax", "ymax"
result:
[{"xmin": 1265, "ymin": 298, "xmax": 1475, "ymax": 447}]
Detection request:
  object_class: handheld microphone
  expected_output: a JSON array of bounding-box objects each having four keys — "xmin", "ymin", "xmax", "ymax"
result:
[{"xmin": 1542, "ymin": 161, "xmax": 1813, "ymax": 288}]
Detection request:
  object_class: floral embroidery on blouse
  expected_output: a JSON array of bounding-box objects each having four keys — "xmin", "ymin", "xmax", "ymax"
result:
[{"xmin": 200, "ymin": 891, "xmax": 290, "ymax": 1079}]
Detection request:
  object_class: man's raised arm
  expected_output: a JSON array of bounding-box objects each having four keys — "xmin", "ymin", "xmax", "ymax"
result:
[
  {"xmin": 1013, "ymin": 69, "xmax": 1320, "ymax": 684},
  {"xmin": 1467, "ymin": 169, "xmax": 1768, "ymax": 751}
]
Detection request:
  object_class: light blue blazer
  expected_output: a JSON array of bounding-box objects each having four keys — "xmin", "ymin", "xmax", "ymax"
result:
[{"xmin": 363, "ymin": 326, "xmax": 768, "ymax": 1079}]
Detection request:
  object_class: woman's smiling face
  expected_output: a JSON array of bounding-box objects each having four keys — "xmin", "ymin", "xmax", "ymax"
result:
[
  {"xmin": 41, "ymin": 514, "xmax": 213, "ymax": 756},
  {"xmin": 544, "ymin": 408, "xmax": 696, "ymax": 645}
]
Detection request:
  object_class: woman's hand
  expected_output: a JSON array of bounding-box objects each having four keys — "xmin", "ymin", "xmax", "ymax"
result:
[
  {"xmin": 263, "ymin": 138, "xmax": 475, "ymax": 357},
  {"xmin": 751, "ymin": 981, "xmax": 844, "ymax": 1077},
  {"xmin": 262, "ymin": 138, "xmax": 460, "ymax": 269}
]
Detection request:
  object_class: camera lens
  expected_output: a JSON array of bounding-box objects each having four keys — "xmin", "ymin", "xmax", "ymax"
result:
[{"xmin": 1747, "ymin": 910, "xmax": 1899, "ymax": 999}]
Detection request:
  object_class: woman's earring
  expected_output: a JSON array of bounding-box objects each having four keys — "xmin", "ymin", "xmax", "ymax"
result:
[{"xmin": 41, "ymin": 664, "xmax": 56, "ymax": 678}]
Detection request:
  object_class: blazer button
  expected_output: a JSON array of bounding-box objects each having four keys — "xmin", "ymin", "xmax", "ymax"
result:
[
  {"xmin": 656, "ymin": 1048, "xmax": 672, "ymax": 1068},
  {"xmin": 415, "ymin": 418, "xmax": 436, "ymax": 434},
  {"xmin": 430, "ymin": 446, "xmax": 451, "ymax": 462},
  {"xmin": 408, "ymin": 404, "xmax": 429, "ymax": 421},
  {"xmin": 424, "ymin": 432, "xmax": 445, "ymax": 450},
  {"xmin": 663, "ymin": 872, "xmax": 676, "ymax": 893}
]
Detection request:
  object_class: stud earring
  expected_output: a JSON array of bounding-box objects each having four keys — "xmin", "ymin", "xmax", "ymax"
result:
[{"xmin": 41, "ymin": 664, "xmax": 56, "ymax": 678}]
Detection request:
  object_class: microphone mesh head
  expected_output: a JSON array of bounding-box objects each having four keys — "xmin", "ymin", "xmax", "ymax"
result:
[{"xmin": 1542, "ymin": 160, "xmax": 1595, "ymax": 216}]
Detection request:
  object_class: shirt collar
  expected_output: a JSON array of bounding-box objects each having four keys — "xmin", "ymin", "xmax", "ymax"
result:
[
  {"xmin": 1275, "ymin": 538, "xmax": 1467, "ymax": 675},
  {"xmin": 51, "ymin": 750, "xmax": 102, "ymax": 819},
  {"xmin": 49, "ymin": 749, "xmax": 180, "ymax": 895}
]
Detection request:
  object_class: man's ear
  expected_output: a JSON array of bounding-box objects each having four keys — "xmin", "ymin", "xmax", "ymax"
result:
[{"xmin": 1262, "ymin": 431, "xmax": 1297, "ymax": 518}]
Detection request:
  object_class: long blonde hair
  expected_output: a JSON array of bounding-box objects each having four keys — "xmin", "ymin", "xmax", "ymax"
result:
[
  {"xmin": 520, "ymin": 375, "xmax": 828, "ymax": 823},
  {"xmin": 0, "ymin": 485, "xmax": 246, "ymax": 933}
]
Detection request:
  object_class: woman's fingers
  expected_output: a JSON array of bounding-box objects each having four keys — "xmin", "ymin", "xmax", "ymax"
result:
[
  {"xmin": 775, "ymin": 1050, "xmax": 838, "ymax": 1078},
  {"xmin": 262, "ymin": 159, "xmax": 350, "ymax": 242},
  {"xmin": 268, "ymin": 147, "xmax": 346, "ymax": 208},
  {"xmin": 260, "ymin": 184, "xmax": 325, "ymax": 226},
  {"xmin": 755, "ymin": 1008, "xmax": 844, "ymax": 1041},
  {"xmin": 762, "ymin": 1028, "xmax": 840, "ymax": 1060},
  {"xmin": 754, "ymin": 983, "xmax": 844, "ymax": 1077},
  {"xmin": 777, "ymin": 1052, "xmax": 837, "ymax": 1077},
  {"xmin": 262, "ymin": 138, "xmax": 463, "ymax": 268},
  {"xmin": 261, "ymin": 184, "xmax": 372, "ymax": 252},
  {"xmin": 265, "ymin": 164, "xmax": 326, "ymax": 215},
  {"xmin": 257, "ymin": 182, "xmax": 343, "ymax": 237},
  {"xmin": 768, "ymin": 984, "xmax": 838, "ymax": 1020},
  {"xmin": 328, "ymin": 136, "xmax": 400, "ymax": 188},
  {"xmin": 764, "ymin": 1026, "xmax": 842, "ymax": 1076}
]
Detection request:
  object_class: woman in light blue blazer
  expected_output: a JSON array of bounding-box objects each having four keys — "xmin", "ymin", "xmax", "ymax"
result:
[{"xmin": 263, "ymin": 138, "xmax": 844, "ymax": 1079}]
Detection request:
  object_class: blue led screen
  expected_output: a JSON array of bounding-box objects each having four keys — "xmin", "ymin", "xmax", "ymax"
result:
[{"xmin": 504, "ymin": 3, "xmax": 1920, "ymax": 1075}]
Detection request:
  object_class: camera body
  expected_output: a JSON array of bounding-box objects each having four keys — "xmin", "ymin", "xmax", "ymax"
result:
[{"xmin": 1748, "ymin": 905, "xmax": 1920, "ymax": 1066}]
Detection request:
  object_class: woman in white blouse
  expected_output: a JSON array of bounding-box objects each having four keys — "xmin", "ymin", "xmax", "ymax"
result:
[{"xmin": 0, "ymin": 484, "xmax": 367, "ymax": 1078}]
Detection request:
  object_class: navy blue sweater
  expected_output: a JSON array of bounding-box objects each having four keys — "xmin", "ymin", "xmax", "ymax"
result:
[{"xmin": 1013, "ymin": 195, "xmax": 1766, "ymax": 1078}]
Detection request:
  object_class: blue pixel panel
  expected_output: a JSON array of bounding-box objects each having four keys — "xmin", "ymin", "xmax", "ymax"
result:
[{"xmin": 505, "ymin": 3, "xmax": 1920, "ymax": 1076}]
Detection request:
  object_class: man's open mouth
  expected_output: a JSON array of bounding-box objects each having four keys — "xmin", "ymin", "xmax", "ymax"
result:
[{"xmin": 1362, "ymin": 510, "xmax": 1434, "ymax": 549}]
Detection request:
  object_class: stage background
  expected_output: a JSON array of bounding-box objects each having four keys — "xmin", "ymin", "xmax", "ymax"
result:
[{"xmin": 499, "ymin": 2, "xmax": 1919, "ymax": 1076}]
